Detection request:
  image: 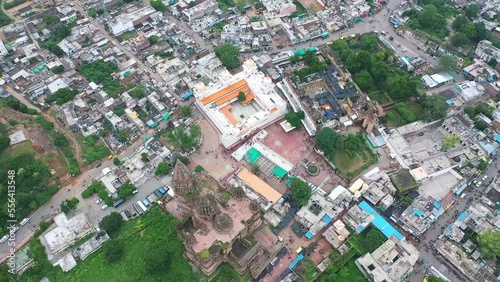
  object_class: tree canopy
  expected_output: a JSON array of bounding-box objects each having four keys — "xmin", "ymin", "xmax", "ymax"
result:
[
  {"xmin": 406, "ymin": 5, "xmax": 449, "ymax": 37},
  {"xmin": 214, "ymin": 44, "xmax": 240, "ymax": 70},
  {"xmin": 443, "ymin": 134, "xmax": 460, "ymax": 150},
  {"xmin": 145, "ymin": 242, "xmax": 171, "ymax": 274},
  {"xmin": 285, "ymin": 111, "xmax": 305, "ymax": 129},
  {"xmin": 44, "ymin": 88, "xmax": 79, "ymax": 105},
  {"xmin": 155, "ymin": 161, "xmax": 171, "ymax": 176},
  {"xmin": 315, "ymin": 127, "xmax": 343, "ymax": 154},
  {"xmin": 290, "ymin": 178, "xmax": 312, "ymax": 207},
  {"xmin": 104, "ymin": 239, "xmax": 125, "ymax": 263},
  {"xmin": 421, "ymin": 95, "xmax": 449, "ymax": 121},
  {"xmin": 148, "ymin": 35, "xmax": 159, "ymax": 45},
  {"xmin": 435, "ymin": 55, "xmax": 458, "ymax": 73},
  {"xmin": 118, "ymin": 183, "xmax": 136, "ymax": 199},
  {"xmin": 179, "ymin": 105, "xmax": 192, "ymax": 118},
  {"xmin": 100, "ymin": 212, "xmax": 125, "ymax": 237},
  {"xmin": 163, "ymin": 125, "xmax": 201, "ymax": 153},
  {"xmin": 237, "ymin": 91, "xmax": 246, "ymax": 102},
  {"xmin": 478, "ymin": 231, "xmax": 500, "ymax": 261},
  {"xmin": 150, "ymin": 0, "xmax": 167, "ymax": 12},
  {"xmin": 465, "ymin": 4, "xmax": 479, "ymax": 18},
  {"xmin": 0, "ymin": 134, "xmax": 10, "ymax": 152}
]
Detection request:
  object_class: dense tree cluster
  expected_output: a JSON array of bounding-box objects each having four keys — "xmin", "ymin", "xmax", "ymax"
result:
[
  {"xmin": 293, "ymin": 51, "xmax": 328, "ymax": 79},
  {"xmin": 315, "ymin": 128, "xmax": 369, "ymax": 158},
  {"xmin": 40, "ymin": 25, "xmax": 72, "ymax": 56},
  {"xmin": 5, "ymin": 98, "xmax": 38, "ymax": 115},
  {"xmin": 78, "ymin": 61, "xmax": 126, "ymax": 97},
  {"xmin": 179, "ymin": 105, "xmax": 192, "ymax": 118},
  {"xmin": 128, "ymin": 86, "xmax": 145, "ymax": 99},
  {"xmin": 44, "ymin": 88, "xmax": 79, "ymax": 105},
  {"xmin": 0, "ymin": 153, "xmax": 54, "ymax": 233},
  {"xmin": 333, "ymin": 38, "xmax": 418, "ymax": 100},
  {"xmin": 214, "ymin": 44, "xmax": 241, "ymax": 69},
  {"xmin": 451, "ymin": 16, "xmax": 487, "ymax": 47},
  {"xmin": 60, "ymin": 197, "xmax": 79, "ymax": 213},
  {"xmin": 421, "ymin": 95, "xmax": 449, "ymax": 121},
  {"xmin": 150, "ymin": 0, "xmax": 167, "ymax": 12},
  {"xmin": 83, "ymin": 145, "xmax": 110, "ymax": 164},
  {"xmin": 404, "ymin": 5, "xmax": 449, "ymax": 38},
  {"xmin": 163, "ymin": 125, "xmax": 202, "ymax": 153},
  {"xmin": 478, "ymin": 231, "xmax": 500, "ymax": 261}
]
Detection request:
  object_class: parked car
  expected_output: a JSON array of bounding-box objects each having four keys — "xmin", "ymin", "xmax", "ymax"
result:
[
  {"xmin": 133, "ymin": 204, "xmax": 144, "ymax": 215},
  {"xmin": 124, "ymin": 209, "xmax": 132, "ymax": 218},
  {"xmin": 482, "ymin": 175, "xmax": 488, "ymax": 181},
  {"xmin": 132, "ymin": 190, "xmax": 138, "ymax": 195},
  {"xmin": 96, "ymin": 198, "xmax": 103, "ymax": 204},
  {"xmin": 20, "ymin": 218, "xmax": 30, "ymax": 226},
  {"xmin": 476, "ymin": 181, "xmax": 482, "ymax": 187},
  {"xmin": 0, "ymin": 235, "xmax": 8, "ymax": 244},
  {"xmin": 101, "ymin": 205, "xmax": 108, "ymax": 210}
]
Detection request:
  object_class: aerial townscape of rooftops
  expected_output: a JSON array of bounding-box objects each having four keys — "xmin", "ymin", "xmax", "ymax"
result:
[{"xmin": 0, "ymin": 0, "xmax": 499, "ymax": 281}]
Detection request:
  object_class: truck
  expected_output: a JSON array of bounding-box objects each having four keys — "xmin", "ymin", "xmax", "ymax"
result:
[
  {"xmin": 182, "ymin": 92, "xmax": 193, "ymax": 100},
  {"xmin": 137, "ymin": 201, "xmax": 148, "ymax": 212},
  {"xmin": 154, "ymin": 189, "xmax": 163, "ymax": 198},
  {"xmin": 142, "ymin": 199, "xmax": 151, "ymax": 207}
]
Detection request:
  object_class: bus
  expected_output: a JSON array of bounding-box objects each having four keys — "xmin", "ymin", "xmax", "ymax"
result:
[{"xmin": 137, "ymin": 201, "xmax": 148, "ymax": 212}]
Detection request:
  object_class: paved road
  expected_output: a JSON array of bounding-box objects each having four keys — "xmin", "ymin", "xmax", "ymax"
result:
[
  {"xmin": 0, "ymin": 137, "xmax": 145, "ymax": 263},
  {"xmin": 408, "ymin": 157, "xmax": 500, "ymax": 282}
]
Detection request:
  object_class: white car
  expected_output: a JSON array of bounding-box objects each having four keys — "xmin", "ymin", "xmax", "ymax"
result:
[
  {"xmin": 132, "ymin": 190, "xmax": 138, "ymax": 195},
  {"xmin": 96, "ymin": 198, "xmax": 103, "ymax": 204},
  {"xmin": 101, "ymin": 205, "xmax": 108, "ymax": 210},
  {"xmin": 476, "ymin": 181, "xmax": 482, "ymax": 187},
  {"xmin": 482, "ymin": 175, "xmax": 488, "ymax": 181},
  {"xmin": 20, "ymin": 218, "xmax": 30, "ymax": 226},
  {"xmin": 0, "ymin": 235, "xmax": 8, "ymax": 244}
]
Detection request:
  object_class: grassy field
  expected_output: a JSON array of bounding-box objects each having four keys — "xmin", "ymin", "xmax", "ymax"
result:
[
  {"xmin": 21, "ymin": 206, "xmax": 200, "ymax": 282},
  {"xmin": 333, "ymin": 148, "xmax": 375, "ymax": 177},
  {"xmin": 368, "ymin": 91, "xmax": 392, "ymax": 105},
  {"xmin": 383, "ymin": 102, "xmax": 424, "ymax": 128},
  {"xmin": 2, "ymin": 140, "xmax": 36, "ymax": 157}
]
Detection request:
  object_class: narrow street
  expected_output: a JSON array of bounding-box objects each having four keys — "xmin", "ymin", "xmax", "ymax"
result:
[{"xmin": 73, "ymin": 2, "xmax": 165, "ymax": 84}]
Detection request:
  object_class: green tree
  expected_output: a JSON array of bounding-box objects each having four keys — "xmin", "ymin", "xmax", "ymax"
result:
[
  {"xmin": 51, "ymin": 65, "xmax": 64, "ymax": 74},
  {"xmin": 179, "ymin": 105, "xmax": 192, "ymax": 118},
  {"xmin": 214, "ymin": 44, "xmax": 240, "ymax": 69},
  {"xmin": 290, "ymin": 178, "xmax": 312, "ymax": 207},
  {"xmin": 387, "ymin": 75, "xmax": 417, "ymax": 99},
  {"xmin": 353, "ymin": 70, "xmax": 374, "ymax": 91},
  {"xmin": 141, "ymin": 152, "xmax": 150, "ymax": 162},
  {"xmin": 478, "ymin": 230, "xmax": 500, "ymax": 260},
  {"xmin": 315, "ymin": 127, "xmax": 343, "ymax": 154},
  {"xmin": 435, "ymin": 55, "xmax": 458, "ymax": 72},
  {"xmin": 0, "ymin": 134, "xmax": 10, "ymax": 152},
  {"xmin": 451, "ymin": 32, "xmax": 470, "ymax": 47},
  {"xmin": 474, "ymin": 119, "xmax": 488, "ymax": 131},
  {"xmin": 61, "ymin": 198, "xmax": 79, "ymax": 213},
  {"xmin": 452, "ymin": 15, "xmax": 468, "ymax": 30},
  {"xmin": 43, "ymin": 15, "xmax": 60, "ymax": 25},
  {"xmin": 465, "ymin": 4, "xmax": 479, "ymax": 18},
  {"xmin": 148, "ymin": 35, "xmax": 159, "ymax": 45},
  {"xmin": 395, "ymin": 103, "xmax": 416, "ymax": 122},
  {"xmin": 422, "ymin": 95, "xmax": 449, "ymax": 121},
  {"xmin": 84, "ymin": 135, "xmax": 97, "ymax": 146},
  {"xmin": 478, "ymin": 160, "xmax": 488, "ymax": 171},
  {"xmin": 104, "ymin": 239, "xmax": 125, "ymax": 263},
  {"xmin": 113, "ymin": 157, "xmax": 121, "ymax": 166},
  {"xmin": 145, "ymin": 242, "xmax": 171, "ymax": 274},
  {"xmin": 285, "ymin": 111, "xmax": 305, "ymax": 129},
  {"xmin": 155, "ymin": 161, "xmax": 171, "ymax": 176},
  {"xmin": 151, "ymin": 0, "xmax": 167, "ymax": 11},
  {"xmin": 128, "ymin": 86, "xmax": 145, "ymax": 99},
  {"xmin": 443, "ymin": 134, "xmax": 460, "ymax": 150},
  {"xmin": 117, "ymin": 130, "xmax": 128, "ymax": 143},
  {"xmin": 100, "ymin": 212, "xmax": 124, "ymax": 237},
  {"xmin": 237, "ymin": 91, "xmax": 246, "ymax": 102},
  {"xmin": 164, "ymin": 125, "xmax": 202, "ymax": 152},
  {"xmin": 44, "ymin": 88, "xmax": 80, "ymax": 105},
  {"xmin": 118, "ymin": 183, "xmax": 136, "ymax": 199}
]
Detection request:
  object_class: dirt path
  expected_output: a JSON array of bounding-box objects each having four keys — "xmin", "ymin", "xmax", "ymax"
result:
[{"xmin": 4, "ymin": 86, "xmax": 84, "ymax": 167}]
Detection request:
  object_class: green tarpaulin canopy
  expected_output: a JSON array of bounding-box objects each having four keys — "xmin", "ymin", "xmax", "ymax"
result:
[
  {"xmin": 247, "ymin": 147, "xmax": 262, "ymax": 164},
  {"xmin": 272, "ymin": 166, "xmax": 287, "ymax": 179}
]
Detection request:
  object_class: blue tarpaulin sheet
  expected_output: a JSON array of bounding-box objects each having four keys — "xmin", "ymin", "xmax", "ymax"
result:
[
  {"xmin": 358, "ymin": 201, "xmax": 404, "ymax": 240},
  {"xmin": 289, "ymin": 254, "xmax": 304, "ymax": 270},
  {"xmin": 305, "ymin": 231, "xmax": 314, "ymax": 239},
  {"xmin": 322, "ymin": 214, "xmax": 333, "ymax": 226}
]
